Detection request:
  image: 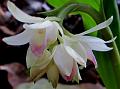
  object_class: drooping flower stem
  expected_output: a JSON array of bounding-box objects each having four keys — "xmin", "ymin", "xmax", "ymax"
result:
[{"xmin": 58, "ymin": 2, "xmax": 120, "ymax": 89}]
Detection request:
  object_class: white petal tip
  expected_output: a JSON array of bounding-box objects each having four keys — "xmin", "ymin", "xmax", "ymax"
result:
[
  {"xmin": 103, "ymin": 47, "xmax": 113, "ymax": 51},
  {"xmin": 110, "ymin": 16, "xmax": 113, "ymax": 20},
  {"xmin": 105, "ymin": 36, "xmax": 117, "ymax": 43},
  {"xmin": 23, "ymin": 24, "xmax": 28, "ymax": 29},
  {"xmin": 84, "ymin": 63, "xmax": 87, "ymax": 68},
  {"xmin": 2, "ymin": 38, "xmax": 13, "ymax": 45},
  {"xmin": 95, "ymin": 65, "xmax": 98, "ymax": 68},
  {"xmin": 2, "ymin": 38, "xmax": 7, "ymax": 43},
  {"xmin": 108, "ymin": 16, "xmax": 113, "ymax": 24},
  {"xmin": 7, "ymin": 1, "xmax": 15, "ymax": 12},
  {"xmin": 109, "ymin": 47, "xmax": 113, "ymax": 50},
  {"xmin": 7, "ymin": 1, "xmax": 12, "ymax": 6}
]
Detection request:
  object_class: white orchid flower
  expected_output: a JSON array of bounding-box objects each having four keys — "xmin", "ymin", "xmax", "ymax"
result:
[
  {"xmin": 2, "ymin": 1, "xmax": 62, "ymax": 67},
  {"xmin": 53, "ymin": 16, "xmax": 115, "ymax": 81}
]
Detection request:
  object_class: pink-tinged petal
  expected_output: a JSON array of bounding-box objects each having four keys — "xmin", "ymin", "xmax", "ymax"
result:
[
  {"xmin": 30, "ymin": 39, "xmax": 46, "ymax": 57},
  {"xmin": 26, "ymin": 29, "xmax": 47, "ymax": 68},
  {"xmin": 2, "ymin": 29, "xmax": 33, "ymax": 45},
  {"xmin": 72, "ymin": 62, "xmax": 82, "ymax": 83},
  {"xmin": 87, "ymin": 50, "xmax": 97, "ymax": 68},
  {"xmin": 7, "ymin": 1, "xmax": 44, "ymax": 23},
  {"xmin": 30, "ymin": 29, "xmax": 47, "ymax": 56},
  {"xmin": 62, "ymin": 61, "xmax": 82, "ymax": 82},
  {"xmin": 54, "ymin": 44, "xmax": 73, "ymax": 76},
  {"xmin": 26, "ymin": 47, "xmax": 51, "ymax": 69},
  {"xmin": 64, "ymin": 61, "xmax": 77, "ymax": 81}
]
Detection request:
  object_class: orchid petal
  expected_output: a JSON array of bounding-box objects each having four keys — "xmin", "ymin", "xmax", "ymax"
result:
[
  {"xmin": 87, "ymin": 50, "xmax": 97, "ymax": 68},
  {"xmin": 29, "ymin": 50, "xmax": 51, "ymax": 81},
  {"xmin": 78, "ymin": 36, "xmax": 113, "ymax": 51},
  {"xmin": 87, "ymin": 41, "xmax": 112, "ymax": 51},
  {"xmin": 26, "ymin": 47, "xmax": 38, "ymax": 68},
  {"xmin": 24, "ymin": 20, "xmax": 58, "ymax": 45},
  {"xmin": 3, "ymin": 29, "xmax": 33, "ymax": 45},
  {"xmin": 64, "ymin": 37, "xmax": 87, "ymax": 67},
  {"xmin": 7, "ymin": 1, "xmax": 44, "ymax": 23},
  {"xmin": 23, "ymin": 20, "xmax": 53, "ymax": 30},
  {"xmin": 45, "ymin": 17, "xmax": 61, "ymax": 22},
  {"xmin": 45, "ymin": 22, "xmax": 58, "ymax": 45},
  {"xmin": 32, "ymin": 50, "xmax": 52, "ymax": 70},
  {"xmin": 26, "ymin": 48, "xmax": 51, "ymax": 69},
  {"xmin": 30, "ymin": 29, "xmax": 46, "ymax": 56},
  {"xmin": 53, "ymin": 21, "xmax": 64, "ymax": 36},
  {"xmin": 76, "ymin": 36, "xmax": 107, "ymax": 43},
  {"xmin": 75, "ymin": 63, "xmax": 82, "ymax": 80},
  {"xmin": 76, "ymin": 36, "xmax": 116, "ymax": 44},
  {"xmin": 105, "ymin": 36, "xmax": 117, "ymax": 43},
  {"xmin": 78, "ymin": 16, "xmax": 113, "ymax": 36},
  {"xmin": 73, "ymin": 62, "xmax": 82, "ymax": 82},
  {"xmin": 54, "ymin": 44, "xmax": 73, "ymax": 76},
  {"xmin": 63, "ymin": 61, "xmax": 77, "ymax": 81},
  {"xmin": 64, "ymin": 46, "xmax": 86, "ymax": 67}
]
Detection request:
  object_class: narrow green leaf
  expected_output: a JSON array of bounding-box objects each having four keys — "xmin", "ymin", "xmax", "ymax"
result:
[
  {"xmin": 46, "ymin": 0, "xmax": 70, "ymax": 8},
  {"xmin": 95, "ymin": 52, "xmax": 118, "ymax": 89},
  {"xmin": 103, "ymin": 0, "xmax": 120, "ymax": 53},
  {"xmin": 95, "ymin": 0, "xmax": 120, "ymax": 89}
]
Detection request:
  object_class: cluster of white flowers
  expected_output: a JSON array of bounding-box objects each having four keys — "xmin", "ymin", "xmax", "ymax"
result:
[{"xmin": 3, "ymin": 1, "xmax": 115, "ymax": 88}]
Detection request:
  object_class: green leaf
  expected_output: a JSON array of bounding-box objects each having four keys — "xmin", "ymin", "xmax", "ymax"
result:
[
  {"xmin": 95, "ymin": 36, "xmax": 120, "ymax": 89},
  {"xmin": 95, "ymin": 0, "xmax": 120, "ymax": 89},
  {"xmin": 46, "ymin": 0, "xmax": 70, "ymax": 8},
  {"xmin": 103, "ymin": 0, "xmax": 120, "ymax": 53},
  {"xmin": 46, "ymin": 0, "xmax": 100, "ymax": 12},
  {"xmin": 95, "ymin": 52, "xmax": 118, "ymax": 89}
]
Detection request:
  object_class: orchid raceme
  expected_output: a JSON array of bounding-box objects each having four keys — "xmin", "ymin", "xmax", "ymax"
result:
[{"xmin": 2, "ymin": 1, "xmax": 116, "ymax": 88}]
